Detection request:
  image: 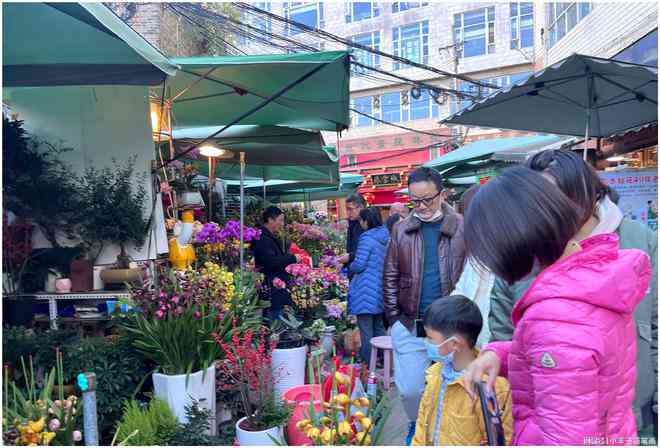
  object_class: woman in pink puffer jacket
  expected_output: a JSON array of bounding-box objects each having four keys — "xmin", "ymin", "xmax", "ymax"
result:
[{"xmin": 462, "ymin": 167, "xmax": 652, "ymax": 445}]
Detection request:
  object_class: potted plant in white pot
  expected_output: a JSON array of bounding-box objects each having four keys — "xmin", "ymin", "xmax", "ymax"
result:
[
  {"xmin": 123, "ymin": 265, "xmax": 262, "ymax": 434},
  {"xmin": 216, "ymin": 329, "xmax": 293, "ymax": 445},
  {"xmin": 270, "ymin": 309, "xmax": 317, "ymax": 399}
]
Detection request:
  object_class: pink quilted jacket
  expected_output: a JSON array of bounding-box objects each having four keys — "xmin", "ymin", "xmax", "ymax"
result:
[{"xmin": 485, "ymin": 234, "xmax": 652, "ymax": 446}]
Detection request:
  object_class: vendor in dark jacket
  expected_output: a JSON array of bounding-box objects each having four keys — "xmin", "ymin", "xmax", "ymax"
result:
[
  {"xmin": 338, "ymin": 194, "xmax": 367, "ymax": 278},
  {"xmin": 253, "ymin": 206, "xmax": 301, "ymax": 321}
]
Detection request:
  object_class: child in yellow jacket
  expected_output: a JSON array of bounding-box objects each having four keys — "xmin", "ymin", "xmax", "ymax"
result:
[{"xmin": 413, "ymin": 295, "xmax": 513, "ymax": 446}]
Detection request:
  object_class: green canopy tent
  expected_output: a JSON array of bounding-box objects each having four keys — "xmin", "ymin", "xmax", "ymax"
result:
[
  {"xmin": 3, "ymin": 2, "xmax": 176, "ymax": 86},
  {"xmin": 164, "ymin": 52, "xmax": 350, "ymax": 131},
  {"xmin": 443, "ymin": 54, "xmax": 658, "ymax": 160},
  {"xmin": 227, "ymin": 173, "xmax": 364, "ymax": 204}
]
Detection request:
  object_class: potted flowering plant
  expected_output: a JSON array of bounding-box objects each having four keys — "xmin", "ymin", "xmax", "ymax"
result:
[
  {"xmin": 3, "ymin": 353, "xmax": 82, "ymax": 446},
  {"xmin": 123, "ymin": 265, "xmax": 262, "ymax": 429},
  {"xmin": 216, "ymin": 329, "xmax": 293, "ymax": 445},
  {"xmin": 194, "ymin": 220, "xmax": 261, "ymax": 271},
  {"xmin": 287, "ymin": 223, "xmax": 328, "ymax": 265},
  {"xmin": 290, "ymin": 355, "xmax": 392, "ymax": 446}
]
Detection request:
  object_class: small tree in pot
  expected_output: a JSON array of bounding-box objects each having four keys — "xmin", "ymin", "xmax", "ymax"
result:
[{"xmin": 75, "ymin": 157, "xmax": 148, "ymax": 271}]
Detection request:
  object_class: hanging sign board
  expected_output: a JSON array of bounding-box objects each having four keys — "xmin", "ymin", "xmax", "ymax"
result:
[{"xmin": 599, "ymin": 169, "xmax": 658, "ymax": 231}]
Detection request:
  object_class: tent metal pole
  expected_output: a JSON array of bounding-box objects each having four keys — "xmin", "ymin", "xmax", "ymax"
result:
[
  {"xmin": 239, "ymin": 151, "xmax": 246, "ymax": 290},
  {"xmin": 584, "ymin": 70, "xmax": 592, "ymax": 161}
]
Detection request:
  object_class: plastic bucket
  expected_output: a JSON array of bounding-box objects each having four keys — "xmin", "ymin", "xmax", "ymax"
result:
[{"xmin": 282, "ymin": 384, "xmax": 323, "ymax": 445}]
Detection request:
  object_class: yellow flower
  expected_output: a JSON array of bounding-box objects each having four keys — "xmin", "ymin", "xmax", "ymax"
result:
[
  {"xmin": 338, "ymin": 420, "xmax": 353, "ymax": 437},
  {"xmin": 320, "ymin": 416, "xmax": 332, "ymax": 427},
  {"xmin": 28, "ymin": 418, "xmax": 45, "ymax": 433},
  {"xmin": 306, "ymin": 427, "xmax": 321, "ymax": 440},
  {"xmin": 41, "ymin": 431, "xmax": 56, "ymax": 445},
  {"xmin": 333, "ymin": 393, "xmax": 350, "ymax": 406},
  {"xmin": 335, "ymin": 372, "xmax": 350, "ymax": 385},
  {"xmin": 359, "ymin": 397, "xmax": 370, "ymax": 408},
  {"xmin": 320, "ymin": 428, "xmax": 337, "ymax": 444},
  {"xmin": 360, "ymin": 417, "xmax": 373, "ymax": 431},
  {"xmin": 296, "ymin": 419, "xmax": 311, "ymax": 431},
  {"xmin": 355, "ymin": 431, "xmax": 372, "ymax": 445},
  {"xmin": 352, "ymin": 411, "xmax": 366, "ymax": 420}
]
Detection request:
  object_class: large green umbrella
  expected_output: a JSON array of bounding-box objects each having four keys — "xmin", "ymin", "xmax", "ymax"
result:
[
  {"xmin": 3, "ymin": 2, "xmax": 175, "ymax": 86},
  {"xmin": 444, "ymin": 54, "xmax": 657, "ymax": 159},
  {"xmin": 164, "ymin": 52, "xmax": 350, "ymax": 132}
]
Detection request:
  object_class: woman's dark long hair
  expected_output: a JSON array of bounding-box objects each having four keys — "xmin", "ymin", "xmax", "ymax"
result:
[
  {"xmin": 526, "ymin": 149, "xmax": 608, "ymax": 225},
  {"xmin": 465, "ymin": 166, "xmax": 583, "ymax": 284}
]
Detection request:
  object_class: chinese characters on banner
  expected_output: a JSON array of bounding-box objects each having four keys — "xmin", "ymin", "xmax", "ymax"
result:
[{"xmin": 599, "ymin": 169, "xmax": 658, "ymax": 231}]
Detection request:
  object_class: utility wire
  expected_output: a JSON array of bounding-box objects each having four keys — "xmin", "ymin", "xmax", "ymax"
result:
[
  {"xmin": 350, "ymin": 109, "xmax": 452, "ymax": 137},
  {"xmin": 340, "ymin": 139, "xmax": 460, "ymax": 169},
  {"xmin": 233, "ymin": 2, "xmax": 498, "ymax": 89}
]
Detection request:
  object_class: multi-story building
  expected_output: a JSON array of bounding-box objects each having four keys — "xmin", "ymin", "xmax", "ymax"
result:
[{"xmin": 240, "ymin": 2, "xmax": 539, "ymax": 209}]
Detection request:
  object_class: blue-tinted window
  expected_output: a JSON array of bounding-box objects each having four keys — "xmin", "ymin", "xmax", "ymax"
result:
[
  {"xmin": 614, "ymin": 29, "xmax": 658, "ymax": 67},
  {"xmin": 510, "ymin": 3, "xmax": 534, "ymax": 49},
  {"xmin": 346, "ymin": 2, "xmax": 379, "ymax": 23},
  {"xmin": 381, "ymin": 92, "xmax": 401, "ymax": 122},
  {"xmin": 410, "ymin": 89, "xmax": 430, "ymax": 120},
  {"xmin": 547, "ymin": 3, "xmax": 591, "ymax": 48},
  {"xmin": 285, "ymin": 2, "xmax": 323, "ymax": 35},
  {"xmin": 454, "ymin": 7, "xmax": 495, "ymax": 58},
  {"xmin": 351, "ymin": 32, "xmax": 381, "ymax": 70},
  {"xmin": 354, "ymin": 97, "xmax": 373, "ymax": 127},
  {"xmin": 392, "ymin": 2, "xmax": 428, "ymax": 13},
  {"xmin": 393, "ymin": 21, "xmax": 429, "ymax": 70}
]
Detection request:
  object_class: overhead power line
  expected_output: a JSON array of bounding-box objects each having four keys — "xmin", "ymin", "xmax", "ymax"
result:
[
  {"xmin": 232, "ymin": 2, "xmax": 498, "ymax": 89},
  {"xmin": 340, "ymin": 139, "xmax": 460, "ymax": 169},
  {"xmin": 350, "ymin": 108, "xmax": 452, "ymax": 137}
]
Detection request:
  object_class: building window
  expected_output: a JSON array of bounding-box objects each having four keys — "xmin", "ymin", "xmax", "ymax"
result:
[
  {"xmin": 409, "ymin": 88, "xmax": 441, "ymax": 120},
  {"xmin": 353, "ymin": 96, "xmax": 378, "ymax": 127},
  {"xmin": 284, "ymin": 2, "xmax": 324, "ymax": 35},
  {"xmin": 392, "ymin": 2, "xmax": 428, "ymax": 13},
  {"xmin": 351, "ymin": 32, "xmax": 381, "ymax": 70},
  {"xmin": 614, "ymin": 29, "xmax": 658, "ymax": 67},
  {"xmin": 510, "ymin": 3, "xmax": 534, "ymax": 49},
  {"xmin": 454, "ymin": 72, "xmax": 532, "ymax": 112},
  {"xmin": 454, "ymin": 7, "xmax": 496, "ymax": 58},
  {"xmin": 252, "ymin": 2, "xmax": 271, "ymax": 33},
  {"xmin": 393, "ymin": 21, "xmax": 429, "ymax": 70},
  {"xmin": 546, "ymin": 3, "xmax": 591, "ymax": 48},
  {"xmin": 345, "ymin": 2, "xmax": 379, "ymax": 23},
  {"xmin": 381, "ymin": 92, "xmax": 401, "ymax": 123}
]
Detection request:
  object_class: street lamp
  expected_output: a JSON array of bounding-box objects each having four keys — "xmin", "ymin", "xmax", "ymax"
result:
[{"xmin": 200, "ymin": 145, "xmax": 233, "ymax": 221}]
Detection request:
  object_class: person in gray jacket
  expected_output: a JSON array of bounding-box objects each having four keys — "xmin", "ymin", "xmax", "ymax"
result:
[{"xmin": 489, "ymin": 149, "xmax": 657, "ymax": 430}]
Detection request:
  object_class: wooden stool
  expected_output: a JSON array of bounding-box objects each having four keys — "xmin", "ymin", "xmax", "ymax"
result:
[{"xmin": 369, "ymin": 336, "xmax": 394, "ymax": 390}]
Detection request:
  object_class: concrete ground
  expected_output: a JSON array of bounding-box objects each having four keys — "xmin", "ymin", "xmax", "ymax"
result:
[{"xmin": 378, "ymin": 386, "xmax": 408, "ymax": 446}]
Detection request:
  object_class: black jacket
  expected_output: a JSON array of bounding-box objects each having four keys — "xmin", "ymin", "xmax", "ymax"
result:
[
  {"xmin": 346, "ymin": 220, "xmax": 365, "ymax": 265},
  {"xmin": 253, "ymin": 227, "xmax": 296, "ymax": 310}
]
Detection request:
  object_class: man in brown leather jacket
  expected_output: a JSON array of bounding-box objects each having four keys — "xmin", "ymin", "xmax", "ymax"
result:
[{"xmin": 383, "ymin": 167, "xmax": 466, "ymax": 444}]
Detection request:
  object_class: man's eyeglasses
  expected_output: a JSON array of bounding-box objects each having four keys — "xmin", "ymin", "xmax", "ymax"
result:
[{"xmin": 409, "ymin": 191, "xmax": 440, "ymax": 208}]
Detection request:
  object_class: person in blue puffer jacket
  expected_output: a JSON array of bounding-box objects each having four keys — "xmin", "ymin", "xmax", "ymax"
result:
[{"xmin": 348, "ymin": 207, "xmax": 390, "ymax": 364}]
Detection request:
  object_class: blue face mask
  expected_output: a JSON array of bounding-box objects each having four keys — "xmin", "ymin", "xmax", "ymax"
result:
[{"xmin": 424, "ymin": 336, "xmax": 457, "ymax": 364}]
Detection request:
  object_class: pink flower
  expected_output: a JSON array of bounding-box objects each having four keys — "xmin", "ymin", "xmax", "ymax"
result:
[
  {"xmin": 156, "ymin": 310, "xmax": 165, "ymax": 319},
  {"xmin": 73, "ymin": 430, "xmax": 82, "ymax": 442},
  {"xmin": 48, "ymin": 419, "xmax": 61, "ymax": 431},
  {"xmin": 171, "ymin": 295, "xmax": 180, "ymax": 304},
  {"xmin": 272, "ymin": 277, "xmax": 286, "ymax": 289},
  {"xmin": 160, "ymin": 182, "xmax": 172, "ymax": 194},
  {"xmin": 194, "ymin": 311, "xmax": 201, "ymax": 319}
]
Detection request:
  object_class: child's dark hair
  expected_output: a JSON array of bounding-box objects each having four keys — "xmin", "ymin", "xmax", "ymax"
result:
[{"xmin": 422, "ymin": 295, "xmax": 483, "ymax": 348}]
